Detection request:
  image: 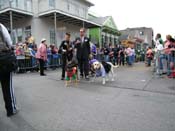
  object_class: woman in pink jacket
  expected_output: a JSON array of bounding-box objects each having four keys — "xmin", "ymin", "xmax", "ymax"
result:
[{"xmin": 36, "ymin": 38, "xmax": 47, "ymax": 76}]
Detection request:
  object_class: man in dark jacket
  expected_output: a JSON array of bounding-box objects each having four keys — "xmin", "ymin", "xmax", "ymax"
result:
[
  {"xmin": 74, "ymin": 28, "xmax": 90, "ymax": 80},
  {"xmin": 0, "ymin": 23, "xmax": 18, "ymax": 117},
  {"xmin": 59, "ymin": 33, "xmax": 73, "ymax": 80}
]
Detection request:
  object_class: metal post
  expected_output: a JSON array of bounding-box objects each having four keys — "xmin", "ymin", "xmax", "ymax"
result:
[
  {"xmin": 54, "ymin": 12, "xmax": 57, "ymax": 46},
  {"xmin": 83, "ymin": 21, "xmax": 84, "ymax": 28},
  {"xmin": 99, "ymin": 28, "xmax": 101, "ymax": 48},
  {"xmin": 10, "ymin": 11, "xmax": 13, "ymax": 40}
]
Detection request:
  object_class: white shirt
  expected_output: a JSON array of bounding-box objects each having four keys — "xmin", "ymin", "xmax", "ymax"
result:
[
  {"xmin": 126, "ymin": 47, "xmax": 132, "ymax": 56},
  {"xmin": 157, "ymin": 44, "xmax": 163, "ymax": 51},
  {"xmin": 81, "ymin": 36, "xmax": 84, "ymax": 43}
]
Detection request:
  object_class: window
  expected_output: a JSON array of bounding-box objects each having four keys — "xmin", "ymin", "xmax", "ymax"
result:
[
  {"xmin": 75, "ymin": 7, "xmax": 79, "ymax": 16},
  {"xmin": 12, "ymin": 30, "xmax": 17, "ymax": 44},
  {"xmin": 17, "ymin": 0, "xmax": 25, "ymax": 10},
  {"xmin": 50, "ymin": 30, "xmax": 56, "ymax": 44},
  {"xmin": 114, "ymin": 38, "xmax": 117, "ymax": 44},
  {"xmin": 70, "ymin": 3, "xmax": 75, "ymax": 13},
  {"xmin": 139, "ymin": 31, "xmax": 144, "ymax": 35},
  {"xmin": 17, "ymin": 28, "xmax": 23, "ymax": 42},
  {"xmin": 49, "ymin": 0, "xmax": 55, "ymax": 7},
  {"xmin": 0, "ymin": 0, "xmax": 3, "ymax": 9},
  {"xmin": 81, "ymin": 8, "xmax": 87, "ymax": 18},
  {"xmin": 25, "ymin": 26, "xmax": 31, "ymax": 39},
  {"xmin": 25, "ymin": 0, "xmax": 32, "ymax": 12},
  {"xmin": 67, "ymin": 3, "xmax": 70, "ymax": 10}
]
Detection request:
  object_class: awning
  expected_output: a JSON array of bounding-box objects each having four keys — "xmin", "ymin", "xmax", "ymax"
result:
[
  {"xmin": 39, "ymin": 9, "xmax": 101, "ymax": 28},
  {"xmin": 0, "ymin": 8, "xmax": 33, "ymax": 25}
]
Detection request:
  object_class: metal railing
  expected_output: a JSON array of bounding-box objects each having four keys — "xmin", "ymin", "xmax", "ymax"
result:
[
  {"xmin": 16, "ymin": 54, "xmax": 62, "ymax": 73},
  {"xmin": 0, "ymin": 0, "xmax": 32, "ymax": 12}
]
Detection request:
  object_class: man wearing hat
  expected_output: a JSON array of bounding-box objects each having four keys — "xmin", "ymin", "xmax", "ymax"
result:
[{"xmin": 36, "ymin": 38, "xmax": 47, "ymax": 76}]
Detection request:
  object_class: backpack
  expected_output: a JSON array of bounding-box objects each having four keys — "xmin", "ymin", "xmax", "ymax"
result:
[{"xmin": 0, "ymin": 25, "xmax": 17, "ymax": 73}]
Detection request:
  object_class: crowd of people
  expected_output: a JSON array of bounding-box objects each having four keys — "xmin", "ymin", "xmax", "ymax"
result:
[
  {"xmin": 11, "ymin": 29, "xmax": 175, "ymax": 80},
  {"xmin": 150, "ymin": 33, "xmax": 175, "ymax": 78},
  {"xmin": 14, "ymin": 34, "xmax": 60, "ymax": 72},
  {"xmin": 14, "ymin": 28, "xmax": 144, "ymax": 77},
  {"xmin": 15, "ymin": 35, "xmax": 59, "ymax": 60}
]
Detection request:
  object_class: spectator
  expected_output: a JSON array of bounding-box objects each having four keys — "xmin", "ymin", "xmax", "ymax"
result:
[
  {"xmin": 164, "ymin": 35, "xmax": 172, "ymax": 76},
  {"xmin": 146, "ymin": 47, "xmax": 153, "ymax": 66},
  {"xmin": 27, "ymin": 33, "xmax": 35, "ymax": 46},
  {"xmin": 103, "ymin": 45, "xmax": 110, "ymax": 62},
  {"xmin": 119, "ymin": 47, "xmax": 125, "ymax": 66},
  {"xmin": 36, "ymin": 38, "xmax": 47, "ymax": 76},
  {"xmin": 125, "ymin": 46, "xmax": 133, "ymax": 66},
  {"xmin": 90, "ymin": 42, "xmax": 97, "ymax": 59},
  {"xmin": 168, "ymin": 38, "xmax": 175, "ymax": 78}
]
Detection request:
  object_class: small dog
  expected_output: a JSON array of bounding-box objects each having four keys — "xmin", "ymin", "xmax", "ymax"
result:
[
  {"xmin": 91, "ymin": 61, "xmax": 119, "ymax": 84},
  {"xmin": 65, "ymin": 60, "xmax": 79, "ymax": 87}
]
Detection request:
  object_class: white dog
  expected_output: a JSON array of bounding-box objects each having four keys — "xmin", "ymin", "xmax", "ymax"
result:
[{"xmin": 91, "ymin": 61, "xmax": 118, "ymax": 84}]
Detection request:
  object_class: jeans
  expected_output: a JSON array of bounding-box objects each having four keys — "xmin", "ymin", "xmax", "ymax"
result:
[
  {"xmin": 147, "ymin": 58, "xmax": 151, "ymax": 66},
  {"xmin": 159, "ymin": 54, "xmax": 166, "ymax": 70},
  {"xmin": 39, "ymin": 59, "xmax": 45, "ymax": 75},
  {"xmin": 104, "ymin": 55, "xmax": 109, "ymax": 62},
  {"xmin": 127, "ymin": 56, "xmax": 132, "ymax": 65},
  {"xmin": 131, "ymin": 55, "xmax": 135, "ymax": 63}
]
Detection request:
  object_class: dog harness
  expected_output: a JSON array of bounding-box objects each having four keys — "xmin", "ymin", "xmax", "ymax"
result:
[{"xmin": 95, "ymin": 65, "xmax": 106, "ymax": 77}]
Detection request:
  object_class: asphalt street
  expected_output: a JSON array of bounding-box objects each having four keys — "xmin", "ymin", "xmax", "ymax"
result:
[{"xmin": 0, "ymin": 62, "xmax": 175, "ymax": 131}]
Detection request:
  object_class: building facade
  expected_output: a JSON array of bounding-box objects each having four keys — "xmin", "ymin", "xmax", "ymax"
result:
[
  {"xmin": 89, "ymin": 14, "xmax": 120, "ymax": 48},
  {"xmin": 120, "ymin": 27, "xmax": 154, "ymax": 49},
  {"xmin": 0, "ymin": 0, "xmax": 100, "ymax": 46}
]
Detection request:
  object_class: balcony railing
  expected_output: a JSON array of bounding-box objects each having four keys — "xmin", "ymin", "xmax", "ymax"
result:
[
  {"xmin": 38, "ymin": 0, "xmax": 88, "ymax": 19},
  {"xmin": 0, "ymin": 0, "xmax": 32, "ymax": 13}
]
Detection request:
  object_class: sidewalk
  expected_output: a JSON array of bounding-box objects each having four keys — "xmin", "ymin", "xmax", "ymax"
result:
[{"xmin": 110, "ymin": 63, "xmax": 175, "ymax": 95}]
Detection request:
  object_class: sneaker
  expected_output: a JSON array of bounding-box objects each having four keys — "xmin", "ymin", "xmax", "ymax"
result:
[
  {"xmin": 7, "ymin": 109, "xmax": 19, "ymax": 117},
  {"xmin": 80, "ymin": 75, "xmax": 84, "ymax": 79},
  {"xmin": 40, "ymin": 74, "xmax": 46, "ymax": 76},
  {"xmin": 61, "ymin": 77, "xmax": 65, "ymax": 80},
  {"xmin": 85, "ymin": 76, "xmax": 90, "ymax": 80}
]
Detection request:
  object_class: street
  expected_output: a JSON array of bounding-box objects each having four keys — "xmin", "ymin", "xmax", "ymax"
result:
[{"xmin": 0, "ymin": 62, "xmax": 175, "ymax": 131}]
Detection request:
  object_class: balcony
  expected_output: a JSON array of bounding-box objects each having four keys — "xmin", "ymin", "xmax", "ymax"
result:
[
  {"xmin": 0, "ymin": 0, "xmax": 33, "ymax": 13},
  {"xmin": 38, "ymin": 0, "xmax": 101, "ymax": 28},
  {"xmin": 0, "ymin": 0, "xmax": 33, "ymax": 24}
]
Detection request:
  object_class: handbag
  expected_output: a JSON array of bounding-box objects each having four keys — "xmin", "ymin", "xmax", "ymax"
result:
[{"xmin": 0, "ymin": 50, "xmax": 17, "ymax": 73}]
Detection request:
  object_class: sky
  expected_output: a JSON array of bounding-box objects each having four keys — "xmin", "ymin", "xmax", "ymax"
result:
[{"xmin": 89, "ymin": 0, "xmax": 175, "ymax": 40}]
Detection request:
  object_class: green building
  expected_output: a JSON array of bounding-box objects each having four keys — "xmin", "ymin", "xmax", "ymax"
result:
[{"xmin": 88, "ymin": 14, "xmax": 120, "ymax": 48}]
